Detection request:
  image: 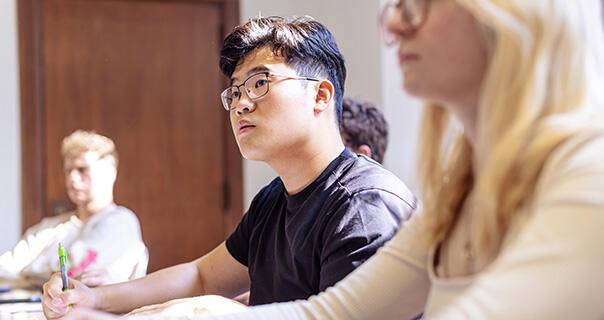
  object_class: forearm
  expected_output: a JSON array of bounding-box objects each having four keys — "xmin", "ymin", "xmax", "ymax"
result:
[
  {"xmin": 0, "ymin": 250, "xmax": 20, "ymax": 277},
  {"xmin": 0, "ymin": 237, "xmax": 44, "ymax": 276},
  {"xmin": 95, "ymin": 261, "xmax": 202, "ymax": 314}
]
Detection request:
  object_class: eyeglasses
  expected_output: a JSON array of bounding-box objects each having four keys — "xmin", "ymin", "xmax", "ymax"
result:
[
  {"xmin": 220, "ymin": 72, "xmax": 320, "ymax": 111},
  {"xmin": 379, "ymin": 0, "xmax": 431, "ymax": 46}
]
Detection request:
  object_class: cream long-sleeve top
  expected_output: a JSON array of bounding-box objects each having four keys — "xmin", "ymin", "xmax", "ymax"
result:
[
  {"xmin": 131, "ymin": 130, "xmax": 604, "ymax": 320},
  {"xmin": 0, "ymin": 204, "xmax": 147, "ymax": 287}
]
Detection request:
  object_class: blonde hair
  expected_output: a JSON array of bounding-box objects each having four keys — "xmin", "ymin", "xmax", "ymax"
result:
[
  {"xmin": 419, "ymin": 0, "xmax": 604, "ymax": 252},
  {"xmin": 61, "ymin": 130, "xmax": 118, "ymax": 166}
]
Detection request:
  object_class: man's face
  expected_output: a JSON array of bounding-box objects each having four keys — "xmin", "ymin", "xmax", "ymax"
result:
[
  {"xmin": 228, "ymin": 47, "xmax": 318, "ymax": 161},
  {"xmin": 64, "ymin": 151, "xmax": 115, "ymax": 206}
]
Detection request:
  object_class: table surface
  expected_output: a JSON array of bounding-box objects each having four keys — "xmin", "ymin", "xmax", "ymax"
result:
[{"xmin": 0, "ymin": 287, "xmax": 45, "ymax": 320}]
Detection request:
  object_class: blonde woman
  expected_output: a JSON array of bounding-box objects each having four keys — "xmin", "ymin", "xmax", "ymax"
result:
[{"xmin": 53, "ymin": 0, "xmax": 604, "ymax": 319}]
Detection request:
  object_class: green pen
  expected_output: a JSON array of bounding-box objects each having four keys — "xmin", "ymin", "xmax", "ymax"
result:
[
  {"xmin": 58, "ymin": 243, "xmax": 69, "ymax": 291},
  {"xmin": 58, "ymin": 243, "xmax": 72, "ymax": 308}
]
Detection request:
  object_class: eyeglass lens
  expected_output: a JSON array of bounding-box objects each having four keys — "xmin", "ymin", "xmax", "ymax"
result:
[
  {"xmin": 223, "ymin": 73, "xmax": 269, "ymax": 110},
  {"xmin": 380, "ymin": 0, "xmax": 426, "ymax": 44}
]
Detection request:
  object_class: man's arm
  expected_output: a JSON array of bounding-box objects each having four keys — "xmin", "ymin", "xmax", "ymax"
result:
[
  {"xmin": 0, "ymin": 215, "xmax": 69, "ymax": 278},
  {"xmin": 42, "ymin": 242, "xmax": 249, "ymax": 318},
  {"xmin": 193, "ymin": 242, "xmax": 250, "ymax": 299}
]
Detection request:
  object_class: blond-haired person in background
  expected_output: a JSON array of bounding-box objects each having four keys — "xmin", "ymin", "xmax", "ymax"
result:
[{"xmin": 0, "ymin": 130, "xmax": 147, "ymax": 288}]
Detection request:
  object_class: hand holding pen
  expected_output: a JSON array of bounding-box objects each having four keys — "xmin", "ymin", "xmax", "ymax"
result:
[{"xmin": 41, "ymin": 246, "xmax": 98, "ymax": 319}]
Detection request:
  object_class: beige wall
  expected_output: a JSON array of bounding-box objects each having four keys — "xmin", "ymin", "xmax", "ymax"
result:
[{"xmin": 0, "ymin": 0, "xmax": 21, "ymax": 252}]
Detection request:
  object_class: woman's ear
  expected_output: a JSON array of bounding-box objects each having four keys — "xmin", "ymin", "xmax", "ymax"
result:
[{"xmin": 314, "ymin": 80, "xmax": 334, "ymax": 113}]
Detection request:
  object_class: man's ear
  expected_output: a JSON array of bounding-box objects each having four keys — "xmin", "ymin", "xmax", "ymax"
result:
[
  {"xmin": 100, "ymin": 158, "xmax": 118, "ymax": 184},
  {"xmin": 354, "ymin": 145, "xmax": 373, "ymax": 159},
  {"xmin": 313, "ymin": 80, "xmax": 334, "ymax": 113}
]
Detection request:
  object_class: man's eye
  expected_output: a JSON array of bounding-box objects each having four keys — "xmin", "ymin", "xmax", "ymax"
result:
[
  {"xmin": 232, "ymin": 91, "xmax": 242, "ymax": 99},
  {"xmin": 254, "ymin": 79, "xmax": 267, "ymax": 88}
]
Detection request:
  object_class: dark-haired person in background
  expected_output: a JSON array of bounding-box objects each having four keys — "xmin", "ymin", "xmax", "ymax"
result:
[
  {"xmin": 42, "ymin": 16, "xmax": 416, "ymax": 318},
  {"xmin": 341, "ymin": 97, "xmax": 389, "ymax": 164}
]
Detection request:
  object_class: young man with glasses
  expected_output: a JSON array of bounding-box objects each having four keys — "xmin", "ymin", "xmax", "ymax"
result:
[{"xmin": 42, "ymin": 16, "xmax": 416, "ymax": 318}]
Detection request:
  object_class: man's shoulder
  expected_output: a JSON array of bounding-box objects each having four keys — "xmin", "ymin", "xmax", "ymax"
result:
[
  {"xmin": 22, "ymin": 212, "xmax": 76, "ymax": 237},
  {"xmin": 95, "ymin": 204, "xmax": 141, "ymax": 226},
  {"xmin": 336, "ymin": 155, "xmax": 416, "ymax": 208},
  {"xmin": 112, "ymin": 204, "xmax": 137, "ymax": 216},
  {"xmin": 251, "ymin": 177, "xmax": 285, "ymax": 204},
  {"xmin": 34, "ymin": 212, "xmax": 75, "ymax": 228},
  {"xmin": 88, "ymin": 205, "xmax": 143, "ymax": 241}
]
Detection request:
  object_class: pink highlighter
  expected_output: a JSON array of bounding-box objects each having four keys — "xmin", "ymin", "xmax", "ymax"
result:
[{"xmin": 67, "ymin": 249, "xmax": 98, "ymax": 277}]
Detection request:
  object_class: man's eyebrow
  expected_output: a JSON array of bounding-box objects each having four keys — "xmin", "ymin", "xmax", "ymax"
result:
[
  {"xmin": 247, "ymin": 66, "xmax": 270, "ymax": 76},
  {"xmin": 230, "ymin": 66, "xmax": 270, "ymax": 85}
]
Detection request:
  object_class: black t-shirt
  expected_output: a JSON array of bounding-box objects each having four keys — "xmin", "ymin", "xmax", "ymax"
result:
[{"xmin": 226, "ymin": 149, "xmax": 416, "ymax": 305}]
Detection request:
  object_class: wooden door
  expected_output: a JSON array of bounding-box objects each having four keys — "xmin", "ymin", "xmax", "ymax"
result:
[{"xmin": 18, "ymin": 0, "xmax": 243, "ymax": 272}]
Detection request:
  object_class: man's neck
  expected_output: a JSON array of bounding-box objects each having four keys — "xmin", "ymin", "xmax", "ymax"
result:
[
  {"xmin": 76, "ymin": 199, "xmax": 114, "ymax": 222},
  {"xmin": 267, "ymin": 133, "xmax": 345, "ymax": 195}
]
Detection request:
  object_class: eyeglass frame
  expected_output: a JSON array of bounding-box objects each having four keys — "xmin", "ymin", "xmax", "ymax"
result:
[
  {"xmin": 220, "ymin": 71, "xmax": 320, "ymax": 111},
  {"xmin": 379, "ymin": 0, "xmax": 432, "ymax": 46}
]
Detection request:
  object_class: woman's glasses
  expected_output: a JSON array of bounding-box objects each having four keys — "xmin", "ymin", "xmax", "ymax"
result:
[{"xmin": 379, "ymin": 0, "xmax": 431, "ymax": 46}]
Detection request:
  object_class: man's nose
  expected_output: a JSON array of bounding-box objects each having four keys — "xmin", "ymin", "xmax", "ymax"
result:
[
  {"xmin": 234, "ymin": 91, "xmax": 256, "ymax": 115},
  {"xmin": 66, "ymin": 169, "xmax": 82, "ymax": 182}
]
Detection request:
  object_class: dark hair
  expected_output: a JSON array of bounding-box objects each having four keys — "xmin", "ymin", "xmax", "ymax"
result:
[
  {"xmin": 219, "ymin": 16, "xmax": 347, "ymax": 127},
  {"xmin": 341, "ymin": 97, "xmax": 389, "ymax": 163}
]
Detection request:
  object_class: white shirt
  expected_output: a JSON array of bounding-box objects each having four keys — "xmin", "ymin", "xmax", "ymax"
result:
[{"xmin": 0, "ymin": 204, "xmax": 146, "ymax": 287}]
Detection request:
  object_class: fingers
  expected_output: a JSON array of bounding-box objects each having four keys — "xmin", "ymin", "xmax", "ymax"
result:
[
  {"xmin": 42, "ymin": 288, "xmax": 78, "ymax": 319},
  {"xmin": 42, "ymin": 275, "xmax": 96, "ymax": 319},
  {"xmin": 43, "ymin": 273, "xmax": 70, "ymax": 319},
  {"xmin": 43, "ymin": 272, "xmax": 66, "ymax": 298},
  {"xmin": 42, "ymin": 298, "xmax": 69, "ymax": 319},
  {"xmin": 78, "ymin": 269, "xmax": 110, "ymax": 287}
]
